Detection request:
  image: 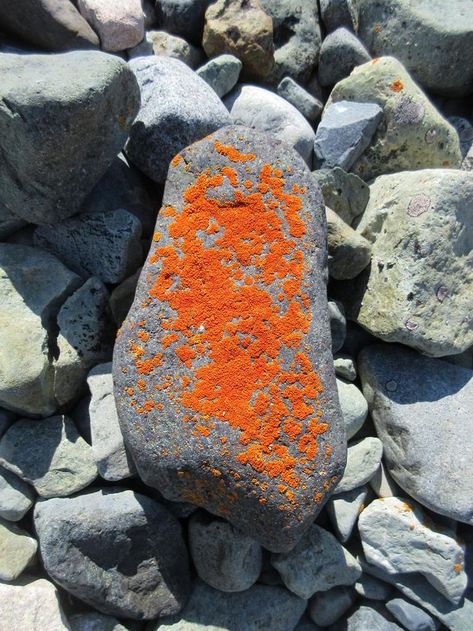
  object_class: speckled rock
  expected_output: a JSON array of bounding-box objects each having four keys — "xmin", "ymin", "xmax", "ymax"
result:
[
  {"xmin": 308, "ymin": 586, "xmax": 357, "ymax": 626},
  {"xmin": 386, "ymin": 598, "xmax": 440, "ymax": 631},
  {"xmin": 326, "ymin": 207, "xmax": 372, "ymax": 280},
  {"xmin": 336, "ymin": 378, "xmax": 368, "ymax": 439},
  {"xmin": 0, "ymin": 467, "xmax": 34, "ymax": 521},
  {"xmin": 334, "ymin": 437, "xmax": 382, "ymax": 494},
  {"xmin": 277, "ymin": 77, "xmax": 323, "ymax": 124},
  {"xmin": 318, "ymin": 28, "xmax": 371, "ymax": 87},
  {"xmin": 327, "ymin": 485, "xmax": 369, "ymax": 542},
  {"xmin": 320, "ymin": 0, "xmax": 358, "ymax": 32},
  {"xmin": 128, "ymin": 30, "xmax": 205, "ymax": 69},
  {"xmin": 197, "ymin": 54, "xmax": 242, "ymax": 97},
  {"xmin": 77, "ymin": 0, "xmax": 144, "ymax": 52},
  {"xmin": 0, "ymin": 518, "xmax": 37, "ymax": 580},
  {"xmin": 113, "ymin": 125, "xmax": 346, "ymax": 553},
  {"xmin": 312, "ymin": 168, "xmax": 369, "ymax": 226}
]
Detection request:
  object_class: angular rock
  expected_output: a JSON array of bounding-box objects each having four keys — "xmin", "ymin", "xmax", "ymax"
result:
[
  {"xmin": 0, "ymin": 201, "xmax": 26, "ymax": 240},
  {"xmin": 34, "ymin": 488, "xmax": 191, "ymax": 619},
  {"xmin": 319, "ymin": 28, "xmax": 371, "ymax": 87},
  {"xmin": 197, "ymin": 54, "xmax": 242, "ymax": 98},
  {"xmin": 308, "ymin": 586, "xmax": 357, "ymax": 626},
  {"xmin": 77, "ymin": 0, "xmax": 144, "ymax": 52},
  {"xmin": 128, "ymin": 30, "xmax": 205, "ymax": 69},
  {"xmin": 334, "ymin": 604, "xmax": 403, "ymax": 630},
  {"xmin": 125, "ymin": 56, "xmax": 230, "ymax": 183},
  {"xmin": 355, "ymin": 573, "xmax": 392, "ymax": 600},
  {"xmin": 359, "ymin": 344, "xmax": 473, "ymax": 524},
  {"xmin": 0, "ymin": 467, "xmax": 35, "ymax": 521},
  {"xmin": 0, "ymin": 51, "xmax": 140, "ymax": 224},
  {"xmin": 320, "ymin": 0, "xmax": 359, "ymax": 32},
  {"xmin": 312, "ymin": 167, "xmax": 369, "ymax": 227},
  {"xmin": 334, "ymin": 353, "xmax": 357, "ymax": 381},
  {"xmin": 156, "ymin": 0, "xmax": 210, "ymax": 44},
  {"xmin": 329, "ymin": 300, "xmax": 347, "ymax": 353},
  {"xmin": 69, "ymin": 613, "xmax": 128, "ymax": 631},
  {"xmin": 0, "ymin": 518, "xmax": 37, "ymax": 580},
  {"xmin": 334, "ymin": 437, "xmax": 382, "ymax": 494},
  {"xmin": 114, "ymin": 125, "xmax": 346, "ymax": 552},
  {"xmin": 337, "ymin": 378, "xmax": 368, "ymax": 439},
  {"xmin": 327, "ymin": 57, "xmax": 462, "ymax": 180},
  {"xmin": 277, "ymin": 77, "xmax": 323, "ymax": 124},
  {"xmin": 327, "ymin": 485, "xmax": 369, "ymax": 542},
  {"xmin": 386, "ymin": 598, "xmax": 440, "ymax": 631},
  {"xmin": 369, "ymin": 460, "xmax": 401, "ymax": 499},
  {"xmin": 326, "ymin": 207, "xmax": 372, "ymax": 280}
]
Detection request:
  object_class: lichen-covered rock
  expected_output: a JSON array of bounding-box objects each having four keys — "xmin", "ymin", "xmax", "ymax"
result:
[
  {"xmin": 113, "ymin": 125, "xmax": 346, "ymax": 552},
  {"xmin": 77, "ymin": 0, "xmax": 144, "ymax": 52}
]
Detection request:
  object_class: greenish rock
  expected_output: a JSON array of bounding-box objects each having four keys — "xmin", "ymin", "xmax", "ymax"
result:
[
  {"xmin": 0, "ymin": 518, "xmax": 37, "ymax": 580},
  {"xmin": 326, "ymin": 207, "xmax": 372, "ymax": 280},
  {"xmin": 197, "ymin": 54, "xmax": 242, "ymax": 98},
  {"xmin": 128, "ymin": 30, "xmax": 205, "ymax": 69},
  {"xmin": 312, "ymin": 168, "xmax": 369, "ymax": 226},
  {"xmin": 334, "ymin": 437, "xmax": 382, "ymax": 494},
  {"xmin": 277, "ymin": 77, "xmax": 323, "ymax": 123}
]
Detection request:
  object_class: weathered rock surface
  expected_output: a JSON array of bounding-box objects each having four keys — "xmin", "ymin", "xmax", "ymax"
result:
[
  {"xmin": 197, "ymin": 54, "xmax": 242, "ymax": 98},
  {"xmin": 312, "ymin": 167, "xmax": 369, "ymax": 226},
  {"xmin": 334, "ymin": 437, "xmax": 382, "ymax": 494},
  {"xmin": 78, "ymin": 0, "xmax": 144, "ymax": 51},
  {"xmin": 0, "ymin": 467, "xmax": 35, "ymax": 521},
  {"xmin": 0, "ymin": 518, "xmax": 37, "ymax": 580},
  {"xmin": 113, "ymin": 125, "xmax": 346, "ymax": 552},
  {"xmin": 326, "ymin": 207, "xmax": 372, "ymax": 280}
]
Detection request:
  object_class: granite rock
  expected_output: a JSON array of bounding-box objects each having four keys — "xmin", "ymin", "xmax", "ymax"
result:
[
  {"xmin": 197, "ymin": 54, "xmax": 242, "ymax": 97},
  {"xmin": 319, "ymin": 28, "xmax": 371, "ymax": 87},
  {"xmin": 77, "ymin": 0, "xmax": 144, "ymax": 52}
]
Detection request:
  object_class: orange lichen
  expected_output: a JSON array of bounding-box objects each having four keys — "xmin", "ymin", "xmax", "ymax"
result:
[
  {"xmin": 454, "ymin": 563, "xmax": 463, "ymax": 574},
  {"xmin": 171, "ymin": 154, "xmax": 183, "ymax": 167},
  {"xmin": 152, "ymin": 232, "xmax": 162, "ymax": 242},
  {"xmin": 390, "ymin": 80, "xmax": 404, "ymax": 92},
  {"xmin": 138, "ymin": 330, "xmax": 149, "ymax": 343},
  {"xmin": 214, "ymin": 140, "xmax": 255, "ymax": 163}
]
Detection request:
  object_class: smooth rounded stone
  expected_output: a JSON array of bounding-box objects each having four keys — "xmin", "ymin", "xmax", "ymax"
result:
[
  {"xmin": 314, "ymin": 100, "xmax": 383, "ymax": 171},
  {"xmin": 355, "ymin": 573, "xmax": 392, "ymax": 600},
  {"xmin": 308, "ymin": 586, "xmax": 357, "ymax": 626},
  {"xmin": 348, "ymin": 169, "xmax": 473, "ymax": 356},
  {"xmin": 114, "ymin": 125, "xmax": 346, "ymax": 553},
  {"xmin": 360, "ymin": 344, "xmax": 473, "ymax": 525},
  {"xmin": 329, "ymin": 300, "xmax": 347, "ymax": 354},
  {"xmin": 326, "ymin": 207, "xmax": 372, "ymax": 280},
  {"xmin": 225, "ymin": 85, "xmax": 316, "ymax": 166},
  {"xmin": 0, "ymin": 0, "xmax": 99, "ymax": 51},
  {"xmin": 87, "ymin": 363, "xmax": 135, "ymax": 481},
  {"xmin": 358, "ymin": 0, "xmax": 473, "ymax": 97},
  {"xmin": 327, "ymin": 57, "xmax": 462, "ymax": 180},
  {"xmin": 34, "ymin": 488, "xmax": 191, "ymax": 619},
  {"xmin": 312, "ymin": 168, "xmax": 369, "ymax": 227},
  {"xmin": 277, "ymin": 77, "xmax": 323, "ymax": 124},
  {"xmin": 386, "ymin": 598, "xmax": 440, "ymax": 631},
  {"xmin": 0, "ymin": 51, "xmax": 140, "ymax": 225},
  {"xmin": 197, "ymin": 54, "xmax": 242, "ymax": 98},
  {"xmin": 128, "ymin": 30, "xmax": 205, "ymax": 69},
  {"xmin": 34, "ymin": 209, "xmax": 143, "ymax": 285},
  {"xmin": 188, "ymin": 512, "xmax": 262, "ymax": 592},
  {"xmin": 333, "ymin": 604, "xmax": 403, "ymax": 630},
  {"xmin": 0, "ymin": 577, "xmax": 70, "ymax": 630},
  {"xmin": 110, "ymin": 267, "xmax": 141, "ymax": 327},
  {"xmin": 334, "ymin": 437, "xmax": 382, "ymax": 494},
  {"xmin": 0, "ymin": 518, "xmax": 37, "ymax": 580},
  {"xmin": 369, "ymin": 460, "xmax": 401, "ymax": 498},
  {"xmin": 448, "ymin": 116, "xmax": 473, "ymax": 158},
  {"xmin": 126, "ymin": 56, "xmax": 230, "ymax": 184},
  {"xmin": 77, "ymin": 0, "xmax": 144, "ymax": 52},
  {"xmin": 156, "ymin": 0, "xmax": 210, "ymax": 44},
  {"xmin": 326, "ymin": 485, "xmax": 369, "ymax": 542},
  {"xmin": 318, "ymin": 28, "xmax": 371, "ymax": 87},
  {"xmin": 360, "ymin": 497, "xmax": 467, "ymax": 604},
  {"xmin": 0, "ymin": 201, "xmax": 26, "ymax": 240},
  {"xmin": 334, "ymin": 354, "xmax": 357, "ymax": 381},
  {"xmin": 69, "ymin": 612, "xmax": 128, "ymax": 631},
  {"xmin": 320, "ymin": 0, "xmax": 358, "ymax": 32},
  {"xmin": 337, "ymin": 378, "xmax": 368, "ymax": 439},
  {"xmin": 0, "ymin": 467, "xmax": 34, "ymax": 521},
  {"xmin": 202, "ymin": 0, "xmax": 274, "ymax": 81}
]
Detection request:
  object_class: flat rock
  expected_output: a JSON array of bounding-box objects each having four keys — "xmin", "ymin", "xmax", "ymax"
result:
[
  {"xmin": 319, "ymin": 27, "xmax": 371, "ymax": 87},
  {"xmin": 320, "ymin": 0, "xmax": 358, "ymax": 32},
  {"xmin": 78, "ymin": 0, "xmax": 144, "ymax": 52},
  {"xmin": 128, "ymin": 30, "xmax": 205, "ymax": 69},
  {"xmin": 312, "ymin": 168, "xmax": 369, "ymax": 227},
  {"xmin": 359, "ymin": 344, "xmax": 473, "ymax": 525},
  {"xmin": 0, "ymin": 51, "xmax": 140, "ymax": 224},
  {"xmin": 327, "ymin": 485, "xmax": 369, "ymax": 542},
  {"xmin": 337, "ymin": 378, "xmax": 368, "ymax": 439},
  {"xmin": 113, "ymin": 125, "xmax": 346, "ymax": 553},
  {"xmin": 125, "ymin": 56, "xmax": 231, "ymax": 183},
  {"xmin": 277, "ymin": 77, "xmax": 323, "ymax": 124},
  {"xmin": 308, "ymin": 586, "xmax": 357, "ymax": 626},
  {"xmin": 334, "ymin": 437, "xmax": 382, "ymax": 494},
  {"xmin": 326, "ymin": 207, "xmax": 372, "ymax": 280},
  {"xmin": 0, "ymin": 466, "xmax": 35, "ymax": 521},
  {"xmin": 34, "ymin": 488, "xmax": 191, "ymax": 619},
  {"xmin": 0, "ymin": 518, "xmax": 37, "ymax": 580},
  {"xmin": 197, "ymin": 54, "xmax": 242, "ymax": 98},
  {"xmin": 386, "ymin": 598, "xmax": 440, "ymax": 631},
  {"xmin": 69, "ymin": 613, "xmax": 128, "ymax": 631}
]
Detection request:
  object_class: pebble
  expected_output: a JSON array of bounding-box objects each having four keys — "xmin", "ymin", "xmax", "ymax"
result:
[
  {"xmin": 326, "ymin": 207, "xmax": 372, "ymax": 280},
  {"xmin": 386, "ymin": 598, "xmax": 440, "ymax": 631},
  {"xmin": 327, "ymin": 485, "xmax": 369, "ymax": 542},
  {"xmin": 336, "ymin": 377, "xmax": 368, "ymax": 439},
  {"xmin": 355, "ymin": 573, "xmax": 392, "ymax": 600},
  {"xmin": 77, "ymin": 0, "xmax": 144, "ymax": 52},
  {"xmin": 69, "ymin": 612, "xmax": 128, "ymax": 631},
  {"xmin": 197, "ymin": 54, "xmax": 242, "ymax": 97},
  {"xmin": 277, "ymin": 77, "xmax": 323, "ymax": 123},
  {"xmin": 334, "ymin": 437, "xmax": 383, "ymax": 494},
  {"xmin": 318, "ymin": 27, "xmax": 371, "ymax": 87},
  {"xmin": 156, "ymin": 0, "xmax": 209, "ymax": 44},
  {"xmin": 320, "ymin": 0, "xmax": 358, "ymax": 32},
  {"xmin": 128, "ymin": 30, "xmax": 205, "ymax": 69},
  {"xmin": 334, "ymin": 354, "xmax": 357, "ymax": 381},
  {"xmin": 308, "ymin": 586, "xmax": 357, "ymax": 626},
  {"xmin": 329, "ymin": 300, "xmax": 347, "ymax": 354},
  {"xmin": 0, "ymin": 467, "xmax": 34, "ymax": 521},
  {"xmin": 312, "ymin": 167, "xmax": 370, "ymax": 226},
  {"xmin": 0, "ymin": 518, "xmax": 37, "ymax": 580}
]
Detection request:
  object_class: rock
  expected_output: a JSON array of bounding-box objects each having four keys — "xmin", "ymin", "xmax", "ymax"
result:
[
  {"xmin": 0, "ymin": 415, "xmax": 97, "ymax": 497},
  {"xmin": 125, "ymin": 56, "xmax": 230, "ymax": 183},
  {"xmin": 0, "ymin": 467, "xmax": 35, "ymax": 521},
  {"xmin": 114, "ymin": 125, "xmax": 346, "ymax": 553},
  {"xmin": 197, "ymin": 54, "xmax": 242, "ymax": 98},
  {"xmin": 0, "ymin": 409, "xmax": 14, "ymax": 439},
  {"xmin": 334, "ymin": 437, "xmax": 382, "ymax": 494},
  {"xmin": 448, "ymin": 116, "xmax": 473, "ymax": 158},
  {"xmin": 312, "ymin": 168, "xmax": 369, "ymax": 227},
  {"xmin": 156, "ymin": 0, "xmax": 210, "ymax": 45},
  {"xmin": 110, "ymin": 268, "xmax": 141, "ymax": 327},
  {"xmin": 0, "ymin": 0, "xmax": 99, "ymax": 51},
  {"xmin": 347, "ymin": 169, "xmax": 473, "ymax": 356},
  {"xmin": 314, "ymin": 100, "xmax": 383, "ymax": 171},
  {"xmin": 77, "ymin": 0, "xmax": 144, "ymax": 52},
  {"xmin": 87, "ymin": 363, "xmax": 135, "ymax": 481},
  {"xmin": 34, "ymin": 209, "xmax": 143, "ymax": 284},
  {"xmin": 0, "ymin": 51, "xmax": 140, "ymax": 225},
  {"xmin": 355, "ymin": 573, "xmax": 392, "ymax": 600},
  {"xmin": 329, "ymin": 300, "xmax": 347, "ymax": 354},
  {"xmin": 271, "ymin": 524, "xmax": 361, "ymax": 598},
  {"xmin": 334, "ymin": 354, "xmax": 357, "ymax": 381},
  {"xmin": 225, "ymin": 85, "xmax": 317, "ymax": 166},
  {"xmin": 334, "ymin": 604, "xmax": 403, "ymax": 630},
  {"xmin": 369, "ymin": 460, "xmax": 401, "ymax": 498},
  {"xmin": 0, "ymin": 577, "xmax": 70, "ymax": 630},
  {"xmin": 69, "ymin": 613, "xmax": 128, "ymax": 631},
  {"xmin": 336, "ymin": 378, "xmax": 368, "ymax": 439},
  {"xmin": 326, "ymin": 207, "xmax": 372, "ymax": 280},
  {"xmin": 320, "ymin": 0, "xmax": 358, "ymax": 32},
  {"xmin": 202, "ymin": 0, "xmax": 274, "ymax": 81},
  {"xmin": 386, "ymin": 598, "xmax": 440, "ymax": 631},
  {"xmin": 277, "ymin": 77, "xmax": 323, "ymax": 124},
  {"xmin": 358, "ymin": 0, "xmax": 473, "ymax": 97},
  {"xmin": 319, "ymin": 28, "xmax": 371, "ymax": 87},
  {"xmin": 0, "ymin": 518, "xmax": 37, "ymax": 580},
  {"xmin": 143, "ymin": 0, "xmax": 157, "ymax": 28},
  {"xmin": 188, "ymin": 512, "xmax": 262, "ymax": 592},
  {"xmin": 359, "ymin": 344, "xmax": 473, "ymax": 524},
  {"xmin": 128, "ymin": 30, "xmax": 205, "ymax": 69},
  {"xmin": 463, "ymin": 144, "xmax": 473, "ymax": 171},
  {"xmin": 156, "ymin": 579, "xmax": 307, "ymax": 630},
  {"xmin": 327, "ymin": 485, "xmax": 369, "ymax": 542},
  {"xmin": 34, "ymin": 488, "xmax": 191, "ymax": 619},
  {"xmin": 308, "ymin": 586, "xmax": 357, "ymax": 626},
  {"xmin": 327, "ymin": 57, "xmax": 462, "ymax": 180},
  {"xmin": 0, "ymin": 201, "xmax": 26, "ymax": 240}
]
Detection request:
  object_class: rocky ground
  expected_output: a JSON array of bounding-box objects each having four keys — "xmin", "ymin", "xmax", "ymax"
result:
[{"xmin": 0, "ymin": 0, "xmax": 473, "ymax": 630}]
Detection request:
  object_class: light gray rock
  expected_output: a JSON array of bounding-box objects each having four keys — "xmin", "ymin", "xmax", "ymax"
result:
[
  {"xmin": 277, "ymin": 77, "xmax": 323, "ymax": 123},
  {"xmin": 337, "ymin": 378, "xmax": 368, "ymax": 439},
  {"xmin": 319, "ymin": 28, "xmax": 371, "ymax": 87},
  {"xmin": 0, "ymin": 201, "xmax": 26, "ymax": 240},
  {"xmin": 326, "ymin": 207, "xmax": 372, "ymax": 280},
  {"xmin": 0, "ymin": 518, "xmax": 37, "ymax": 580},
  {"xmin": 308, "ymin": 586, "xmax": 357, "ymax": 626},
  {"xmin": 77, "ymin": 0, "xmax": 144, "ymax": 52},
  {"xmin": 448, "ymin": 116, "xmax": 473, "ymax": 158},
  {"xmin": 312, "ymin": 167, "xmax": 369, "ymax": 226},
  {"xmin": 329, "ymin": 300, "xmax": 347, "ymax": 354},
  {"xmin": 69, "ymin": 613, "xmax": 127, "ymax": 631},
  {"xmin": 271, "ymin": 524, "xmax": 362, "ymax": 599},
  {"xmin": 386, "ymin": 598, "xmax": 440, "ymax": 631},
  {"xmin": 334, "ymin": 604, "xmax": 403, "ymax": 630},
  {"xmin": 0, "ymin": 467, "xmax": 35, "ymax": 521},
  {"xmin": 128, "ymin": 30, "xmax": 205, "ymax": 69},
  {"xmin": 315, "ymin": 101, "xmax": 383, "ymax": 171},
  {"xmin": 369, "ymin": 460, "xmax": 402, "ymax": 498},
  {"xmin": 197, "ymin": 54, "xmax": 242, "ymax": 97},
  {"xmin": 327, "ymin": 485, "xmax": 369, "ymax": 542},
  {"xmin": 320, "ymin": 0, "xmax": 358, "ymax": 32},
  {"xmin": 335, "ymin": 437, "xmax": 382, "ymax": 494},
  {"xmin": 462, "ymin": 144, "xmax": 473, "ymax": 171},
  {"xmin": 334, "ymin": 354, "xmax": 357, "ymax": 381},
  {"xmin": 0, "ymin": 415, "xmax": 97, "ymax": 497},
  {"xmin": 355, "ymin": 573, "xmax": 392, "ymax": 600}
]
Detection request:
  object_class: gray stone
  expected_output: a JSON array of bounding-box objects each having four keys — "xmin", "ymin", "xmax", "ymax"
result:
[
  {"xmin": 334, "ymin": 604, "xmax": 403, "ymax": 630},
  {"xmin": 271, "ymin": 524, "xmax": 362, "ymax": 598},
  {"xmin": 320, "ymin": 0, "xmax": 358, "ymax": 32},
  {"xmin": 113, "ymin": 125, "xmax": 346, "ymax": 553},
  {"xmin": 312, "ymin": 168, "xmax": 369, "ymax": 227},
  {"xmin": 34, "ymin": 488, "xmax": 191, "ymax": 619},
  {"xmin": 334, "ymin": 437, "xmax": 383, "ymax": 494},
  {"xmin": 369, "ymin": 460, "xmax": 402, "ymax": 498},
  {"xmin": 128, "ymin": 30, "xmax": 205, "ymax": 69},
  {"xmin": 327, "ymin": 485, "xmax": 369, "ymax": 542},
  {"xmin": 156, "ymin": 0, "xmax": 210, "ymax": 45},
  {"xmin": 386, "ymin": 598, "xmax": 440, "ymax": 631},
  {"xmin": 359, "ymin": 344, "xmax": 473, "ymax": 525},
  {"xmin": 315, "ymin": 100, "xmax": 383, "ymax": 171},
  {"xmin": 326, "ymin": 207, "xmax": 372, "ymax": 280},
  {"xmin": 197, "ymin": 54, "xmax": 242, "ymax": 98},
  {"xmin": 110, "ymin": 267, "xmax": 141, "ymax": 327},
  {"xmin": 0, "ymin": 201, "xmax": 26, "ymax": 240},
  {"xmin": 308, "ymin": 586, "xmax": 357, "ymax": 626},
  {"xmin": 69, "ymin": 613, "xmax": 127, "ymax": 631},
  {"xmin": 0, "ymin": 409, "xmax": 14, "ymax": 439},
  {"xmin": 355, "ymin": 573, "xmax": 392, "ymax": 600},
  {"xmin": 0, "ymin": 518, "xmax": 37, "ymax": 580},
  {"xmin": 334, "ymin": 354, "xmax": 357, "ymax": 381},
  {"xmin": 448, "ymin": 116, "xmax": 473, "ymax": 158},
  {"xmin": 462, "ymin": 144, "xmax": 473, "ymax": 171},
  {"xmin": 126, "ymin": 56, "xmax": 231, "ymax": 183},
  {"xmin": 319, "ymin": 28, "xmax": 371, "ymax": 87},
  {"xmin": 224, "ymin": 85, "xmax": 317, "ymax": 166},
  {"xmin": 277, "ymin": 77, "xmax": 323, "ymax": 124},
  {"xmin": 188, "ymin": 512, "xmax": 262, "ymax": 592},
  {"xmin": 336, "ymin": 378, "xmax": 368, "ymax": 439},
  {"xmin": 0, "ymin": 466, "xmax": 35, "ymax": 521},
  {"xmin": 329, "ymin": 300, "xmax": 347, "ymax": 354},
  {"xmin": 77, "ymin": 0, "xmax": 144, "ymax": 52},
  {"xmin": 0, "ymin": 51, "xmax": 140, "ymax": 224}
]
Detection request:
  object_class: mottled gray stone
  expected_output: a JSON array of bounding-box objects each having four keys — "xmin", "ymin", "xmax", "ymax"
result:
[
  {"xmin": 462, "ymin": 144, "xmax": 473, "ymax": 171},
  {"xmin": 334, "ymin": 354, "xmax": 357, "ymax": 381},
  {"xmin": 327, "ymin": 485, "xmax": 368, "ymax": 542},
  {"xmin": 386, "ymin": 598, "xmax": 440, "ymax": 631},
  {"xmin": 326, "ymin": 207, "xmax": 372, "ymax": 280},
  {"xmin": 156, "ymin": 0, "xmax": 210, "ymax": 44},
  {"xmin": 319, "ymin": 27, "xmax": 371, "ymax": 87},
  {"xmin": 277, "ymin": 77, "xmax": 323, "ymax": 124},
  {"xmin": 320, "ymin": 0, "xmax": 358, "ymax": 32},
  {"xmin": 69, "ymin": 612, "xmax": 127, "ymax": 631},
  {"xmin": 0, "ymin": 201, "xmax": 26, "ymax": 240},
  {"xmin": 355, "ymin": 573, "xmax": 392, "ymax": 600},
  {"xmin": 333, "ymin": 604, "xmax": 403, "ymax": 630},
  {"xmin": 197, "ymin": 54, "xmax": 242, "ymax": 97},
  {"xmin": 34, "ymin": 488, "xmax": 191, "ymax": 619},
  {"xmin": 334, "ymin": 437, "xmax": 383, "ymax": 494},
  {"xmin": 312, "ymin": 168, "xmax": 369, "ymax": 226},
  {"xmin": 128, "ymin": 30, "xmax": 205, "ymax": 69},
  {"xmin": 0, "ymin": 518, "xmax": 37, "ymax": 580},
  {"xmin": 0, "ymin": 466, "xmax": 34, "ymax": 521},
  {"xmin": 337, "ymin": 378, "xmax": 368, "ymax": 439},
  {"xmin": 308, "ymin": 586, "xmax": 357, "ymax": 626},
  {"xmin": 329, "ymin": 300, "xmax": 347, "ymax": 354}
]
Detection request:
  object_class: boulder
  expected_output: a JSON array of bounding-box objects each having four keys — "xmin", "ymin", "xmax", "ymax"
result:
[{"xmin": 77, "ymin": 0, "xmax": 144, "ymax": 52}]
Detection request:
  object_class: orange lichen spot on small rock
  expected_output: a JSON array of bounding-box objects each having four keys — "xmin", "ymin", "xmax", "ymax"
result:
[
  {"xmin": 390, "ymin": 80, "xmax": 404, "ymax": 92},
  {"xmin": 454, "ymin": 563, "xmax": 463, "ymax": 574},
  {"xmin": 137, "ymin": 379, "xmax": 146, "ymax": 392},
  {"xmin": 372, "ymin": 57, "xmax": 380, "ymax": 64},
  {"xmin": 137, "ymin": 330, "xmax": 149, "ymax": 343},
  {"xmin": 214, "ymin": 140, "xmax": 256, "ymax": 163},
  {"xmin": 171, "ymin": 154, "xmax": 183, "ymax": 167},
  {"xmin": 152, "ymin": 231, "xmax": 162, "ymax": 242},
  {"xmin": 315, "ymin": 492, "xmax": 323, "ymax": 504},
  {"xmin": 125, "ymin": 387, "xmax": 134, "ymax": 397}
]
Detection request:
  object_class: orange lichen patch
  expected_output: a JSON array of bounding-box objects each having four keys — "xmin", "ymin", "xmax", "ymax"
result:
[
  {"xmin": 171, "ymin": 154, "xmax": 183, "ymax": 167},
  {"xmin": 372, "ymin": 57, "xmax": 380, "ymax": 64},
  {"xmin": 454, "ymin": 563, "xmax": 463, "ymax": 574},
  {"xmin": 214, "ymin": 140, "xmax": 255, "ymax": 163},
  {"xmin": 137, "ymin": 378, "xmax": 146, "ymax": 392},
  {"xmin": 152, "ymin": 232, "xmax": 162, "ymax": 242},
  {"xmin": 135, "ymin": 353, "xmax": 163, "ymax": 375},
  {"xmin": 125, "ymin": 387, "xmax": 134, "ymax": 397},
  {"xmin": 390, "ymin": 80, "xmax": 404, "ymax": 92},
  {"xmin": 162, "ymin": 333, "xmax": 179, "ymax": 348},
  {"xmin": 374, "ymin": 23, "xmax": 382, "ymax": 33},
  {"xmin": 138, "ymin": 330, "xmax": 149, "ymax": 343}
]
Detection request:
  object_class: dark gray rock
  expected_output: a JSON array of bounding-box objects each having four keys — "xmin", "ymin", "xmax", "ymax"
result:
[
  {"xmin": 386, "ymin": 598, "xmax": 440, "ymax": 631},
  {"xmin": 334, "ymin": 437, "xmax": 383, "ymax": 494},
  {"xmin": 69, "ymin": 612, "xmax": 128, "ymax": 631},
  {"xmin": 156, "ymin": 0, "xmax": 210, "ymax": 45},
  {"xmin": 113, "ymin": 125, "xmax": 346, "ymax": 553},
  {"xmin": 34, "ymin": 488, "xmax": 191, "ymax": 619},
  {"xmin": 0, "ymin": 467, "xmax": 35, "ymax": 521},
  {"xmin": 0, "ymin": 51, "xmax": 140, "ymax": 224},
  {"xmin": 326, "ymin": 207, "xmax": 372, "ymax": 280},
  {"xmin": 355, "ymin": 573, "xmax": 392, "ymax": 600},
  {"xmin": 0, "ymin": 201, "xmax": 26, "ymax": 241},
  {"xmin": 320, "ymin": 0, "xmax": 358, "ymax": 32},
  {"xmin": 277, "ymin": 77, "xmax": 323, "ymax": 123},
  {"xmin": 312, "ymin": 168, "xmax": 369, "ymax": 227},
  {"xmin": 318, "ymin": 27, "xmax": 371, "ymax": 87},
  {"xmin": 197, "ymin": 54, "xmax": 243, "ymax": 98},
  {"xmin": 332, "ymin": 604, "xmax": 403, "ymax": 630},
  {"xmin": 448, "ymin": 116, "xmax": 473, "ymax": 158},
  {"xmin": 308, "ymin": 586, "xmax": 357, "ymax": 626},
  {"xmin": 329, "ymin": 300, "xmax": 347, "ymax": 353},
  {"xmin": 110, "ymin": 267, "xmax": 141, "ymax": 327},
  {"xmin": 0, "ymin": 409, "xmax": 15, "ymax": 439}
]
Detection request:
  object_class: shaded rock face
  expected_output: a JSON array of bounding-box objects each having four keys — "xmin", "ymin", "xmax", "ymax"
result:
[{"xmin": 114, "ymin": 125, "xmax": 346, "ymax": 552}]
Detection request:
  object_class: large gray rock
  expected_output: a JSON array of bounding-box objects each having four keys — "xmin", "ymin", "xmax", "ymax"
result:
[
  {"xmin": 318, "ymin": 27, "xmax": 371, "ymax": 87},
  {"xmin": 125, "ymin": 56, "xmax": 230, "ymax": 183},
  {"xmin": 312, "ymin": 167, "xmax": 369, "ymax": 227},
  {"xmin": 77, "ymin": 0, "xmax": 144, "ymax": 52},
  {"xmin": 0, "ymin": 467, "xmax": 35, "ymax": 521},
  {"xmin": 197, "ymin": 54, "xmax": 242, "ymax": 98},
  {"xmin": 34, "ymin": 488, "xmax": 191, "ymax": 619},
  {"xmin": 0, "ymin": 518, "xmax": 37, "ymax": 580},
  {"xmin": 326, "ymin": 207, "xmax": 372, "ymax": 280},
  {"xmin": 334, "ymin": 437, "xmax": 382, "ymax": 494},
  {"xmin": 113, "ymin": 125, "xmax": 346, "ymax": 553},
  {"xmin": 359, "ymin": 344, "xmax": 473, "ymax": 525},
  {"xmin": 0, "ymin": 51, "xmax": 140, "ymax": 224}
]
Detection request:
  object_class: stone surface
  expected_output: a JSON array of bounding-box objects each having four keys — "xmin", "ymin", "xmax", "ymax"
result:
[
  {"xmin": 336, "ymin": 378, "xmax": 368, "ymax": 439},
  {"xmin": 126, "ymin": 56, "xmax": 230, "ymax": 183},
  {"xmin": 77, "ymin": 0, "xmax": 144, "ymax": 52},
  {"xmin": 128, "ymin": 30, "xmax": 205, "ymax": 69},
  {"xmin": 327, "ymin": 57, "xmax": 462, "ymax": 180},
  {"xmin": 0, "ymin": 466, "xmax": 35, "ymax": 521},
  {"xmin": 334, "ymin": 437, "xmax": 382, "ymax": 494},
  {"xmin": 334, "ymin": 604, "xmax": 403, "ymax": 630},
  {"xmin": 334, "ymin": 354, "xmax": 357, "ymax": 381},
  {"xmin": 327, "ymin": 485, "xmax": 369, "ymax": 542},
  {"xmin": 156, "ymin": 0, "xmax": 210, "ymax": 44},
  {"xmin": 355, "ymin": 573, "xmax": 392, "ymax": 600},
  {"xmin": 34, "ymin": 488, "xmax": 191, "ymax": 619},
  {"xmin": 0, "ymin": 518, "xmax": 37, "ymax": 580},
  {"xmin": 188, "ymin": 512, "xmax": 262, "ymax": 592},
  {"xmin": 369, "ymin": 460, "xmax": 401, "ymax": 498},
  {"xmin": 69, "ymin": 613, "xmax": 128, "ymax": 631},
  {"xmin": 359, "ymin": 344, "xmax": 473, "ymax": 525},
  {"xmin": 114, "ymin": 125, "xmax": 346, "ymax": 553},
  {"xmin": 308, "ymin": 586, "xmax": 357, "ymax": 627},
  {"xmin": 0, "ymin": 51, "xmax": 140, "ymax": 224},
  {"xmin": 197, "ymin": 54, "xmax": 242, "ymax": 97},
  {"xmin": 463, "ymin": 144, "xmax": 473, "ymax": 171},
  {"xmin": 224, "ymin": 85, "xmax": 316, "ymax": 166},
  {"xmin": 448, "ymin": 116, "xmax": 473, "ymax": 158},
  {"xmin": 110, "ymin": 268, "xmax": 141, "ymax": 327},
  {"xmin": 277, "ymin": 77, "xmax": 323, "ymax": 124},
  {"xmin": 320, "ymin": 0, "xmax": 358, "ymax": 32},
  {"xmin": 312, "ymin": 168, "xmax": 369, "ymax": 226},
  {"xmin": 386, "ymin": 598, "xmax": 440, "ymax": 631},
  {"xmin": 271, "ymin": 524, "xmax": 362, "ymax": 598},
  {"xmin": 319, "ymin": 28, "xmax": 371, "ymax": 87},
  {"xmin": 329, "ymin": 300, "xmax": 347, "ymax": 354},
  {"xmin": 0, "ymin": 201, "xmax": 26, "ymax": 240},
  {"xmin": 326, "ymin": 207, "xmax": 372, "ymax": 280}
]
